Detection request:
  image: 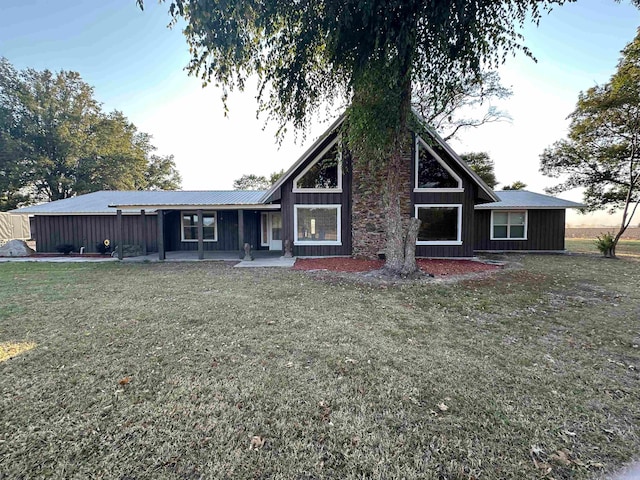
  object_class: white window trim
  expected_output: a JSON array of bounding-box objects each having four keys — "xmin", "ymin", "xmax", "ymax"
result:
[
  {"xmin": 294, "ymin": 204, "xmax": 342, "ymax": 246},
  {"xmin": 414, "ymin": 136, "xmax": 463, "ymax": 193},
  {"xmin": 414, "ymin": 204, "xmax": 463, "ymax": 246},
  {"xmin": 490, "ymin": 210, "xmax": 528, "ymax": 241},
  {"xmin": 292, "ymin": 137, "xmax": 343, "ymax": 193},
  {"xmin": 181, "ymin": 211, "xmax": 218, "ymax": 242}
]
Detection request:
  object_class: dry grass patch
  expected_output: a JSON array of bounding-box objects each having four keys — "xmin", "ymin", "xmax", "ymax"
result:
[
  {"xmin": 0, "ymin": 341, "xmax": 36, "ymax": 362},
  {"xmin": 0, "ymin": 257, "xmax": 639, "ymax": 479}
]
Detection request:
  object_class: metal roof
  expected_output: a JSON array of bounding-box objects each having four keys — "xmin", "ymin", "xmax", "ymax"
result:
[
  {"xmin": 475, "ymin": 190, "xmax": 585, "ymax": 210},
  {"xmin": 11, "ymin": 190, "xmax": 268, "ymax": 215}
]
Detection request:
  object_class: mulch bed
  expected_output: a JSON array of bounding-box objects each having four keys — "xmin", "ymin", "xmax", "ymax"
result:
[{"xmin": 292, "ymin": 257, "xmax": 501, "ymax": 276}]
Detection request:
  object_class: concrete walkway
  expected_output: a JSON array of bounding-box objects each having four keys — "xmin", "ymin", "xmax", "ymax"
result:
[{"xmin": 1, "ymin": 250, "xmax": 296, "ymax": 268}]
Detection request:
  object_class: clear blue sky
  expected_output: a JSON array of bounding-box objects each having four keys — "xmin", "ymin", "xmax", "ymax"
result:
[{"xmin": 1, "ymin": 0, "xmax": 639, "ymax": 224}]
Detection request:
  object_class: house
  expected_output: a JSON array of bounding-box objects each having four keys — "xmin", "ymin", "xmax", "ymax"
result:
[{"xmin": 11, "ymin": 115, "xmax": 583, "ymax": 258}]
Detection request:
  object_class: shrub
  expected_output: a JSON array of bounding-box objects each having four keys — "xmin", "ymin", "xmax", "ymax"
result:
[
  {"xmin": 55, "ymin": 244, "xmax": 74, "ymax": 255},
  {"xmin": 595, "ymin": 232, "xmax": 616, "ymax": 258}
]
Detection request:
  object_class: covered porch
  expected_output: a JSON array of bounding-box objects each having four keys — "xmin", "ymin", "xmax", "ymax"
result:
[{"xmin": 110, "ymin": 200, "xmax": 283, "ymax": 261}]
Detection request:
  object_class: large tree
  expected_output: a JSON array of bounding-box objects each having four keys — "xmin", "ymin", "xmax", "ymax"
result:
[
  {"xmin": 0, "ymin": 58, "xmax": 181, "ymax": 208},
  {"xmin": 460, "ymin": 152, "xmax": 498, "ymax": 189},
  {"xmin": 233, "ymin": 170, "xmax": 284, "ymax": 190},
  {"xmin": 140, "ymin": 0, "xmax": 612, "ymax": 274},
  {"xmin": 541, "ymin": 30, "xmax": 640, "ymax": 257}
]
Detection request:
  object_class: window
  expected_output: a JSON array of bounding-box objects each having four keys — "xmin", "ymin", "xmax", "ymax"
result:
[
  {"xmin": 293, "ymin": 139, "xmax": 342, "ymax": 192},
  {"xmin": 491, "ymin": 211, "xmax": 527, "ymax": 240},
  {"xmin": 294, "ymin": 205, "xmax": 341, "ymax": 245},
  {"xmin": 181, "ymin": 212, "xmax": 217, "ymax": 242},
  {"xmin": 415, "ymin": 137, "xmax": 462, "ymax": 191},
  {"xmin": 415, "ymin": 204, "xmax": 462, "ymax": 245}
]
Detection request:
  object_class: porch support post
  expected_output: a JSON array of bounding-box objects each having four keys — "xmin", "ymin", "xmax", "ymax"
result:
[
  {"xmin": 237, "ymin": 209, "xmax": 244, "ymax": 251},
  {"xmin": 141, "ymin": 209, "xmax": 147, "ymax": 256},
  {"xmin": 197, "ymin": 209, "xmax": 204, "ymax": 260},
  {"xmin": 157, "ymin": 210, "xmax": 165, "ymax": 260},
  {"xmin": 117, "ymin": 209, "xmax": 123, "ymax": 260}
]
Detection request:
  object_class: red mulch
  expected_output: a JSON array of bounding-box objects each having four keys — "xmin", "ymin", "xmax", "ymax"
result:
[{"xmin": 292, "ymin": 257, "xmax": 501, "ymax": 276}]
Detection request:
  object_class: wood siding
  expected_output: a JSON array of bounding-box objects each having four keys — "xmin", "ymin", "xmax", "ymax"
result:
[
  {"xmin": 412, "ymin": 137, "xmax": 477, "ymax": 257},
  {"xmin": 165, "ymin": 210, "xmax": 239, "ymax": 251},
  {"xmin": 32, "ymin": 214, "xmax": 157, "ymax": 253},
  {"xmin": 277, "ymin": 132, "xmax": 353, "ymax": 256},
  {"xmin": 474, "ymin": 209, "xmax": 566, "ymax": 251}
]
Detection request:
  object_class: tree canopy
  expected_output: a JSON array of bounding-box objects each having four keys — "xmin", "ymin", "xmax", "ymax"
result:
[
  {"xmin": 0, "ymin": 58, "xmax": 181, "ymax": 210},
  {"xmin": 502, "ymin": 180, "xmax": 528, "ymax": 190},
  {"xmin": 460, "ymin": 152, "xmax": 498, "ymax": 189},
  {"xmin": 140, "ymin": 0, "xmax": 619, "ymax": 274},
  {"xmin": 540, "ymin": 29, "xmax": 640, "ymax": 256},
  {"xmin": 233, "ymin": 170, "xmax": 283, "ymax": 190}
]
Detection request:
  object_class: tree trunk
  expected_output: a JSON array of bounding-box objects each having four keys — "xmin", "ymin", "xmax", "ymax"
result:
[{"xmin": 382, "ymin": 139, "xmax": 421, "ymax": 276}]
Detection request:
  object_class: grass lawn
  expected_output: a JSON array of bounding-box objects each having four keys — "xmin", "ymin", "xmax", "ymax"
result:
[
  {"xmin": 1, "ymin": 256, "xmax": 639, "ymax": 479},
  {"xmin": 565, "ymin": 238, "xmax": 640, "ymax": 257}
]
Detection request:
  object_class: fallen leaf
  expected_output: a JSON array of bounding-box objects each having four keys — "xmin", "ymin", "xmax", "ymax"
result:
[
  {"xmin": 118, "ymin": 376, "xmax": 132, "ymax": 386},
  {"xmin": 550, "ymin": 449, "xmax": 571, "ymax": 466},
  {"xmin": 249, "ymin": 435, "xmax": 265, "ymax": 450}
]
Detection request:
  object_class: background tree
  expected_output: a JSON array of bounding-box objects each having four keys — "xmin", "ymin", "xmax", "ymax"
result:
[
  {"xmin": 140, "ymin": 0, "xmax": 594, "ymax": 275},
  {"xmin": 460, "ymin": 152, "xmax": 498, "ymax": 189},
  {"xmin": 414, "ymin": 71, "xmax": 512, "ymax": 142},
  {"xmin": 540, "ymin": 30, "xmax": 640, "ymax": 257},
  {"xmin": 233, "ymin": 170, "xmax": 284, "ymax": 190},
  {"xmin": 0, "ymin": 58, "xmax": 181, "ymax": 209},
  {"xmin": 502, "ymin": 181, "xmax": 528, "ymax": 190}
]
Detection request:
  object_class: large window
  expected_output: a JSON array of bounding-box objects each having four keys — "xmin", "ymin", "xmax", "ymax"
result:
[
  {"xmin": 181, "ymin": 212, "xmax": 217, "ymax": 242},
  {"xmin": 293, "ymin": 139, "xmax": 342, "ymax": 192},
  {"xmin": 491, "ymin": 211, "xmax": 527, "ymax": 240},
  {"xmin": 415, "ymin": 137, "xmax": 462, "ymax": 191},
  {"xmin": 294, "ymin": 205, "xmax": 341, "ymax": 245},
  {"xmin": 415, "ymin": 205, "xmax": 462, "ymax": 245}
]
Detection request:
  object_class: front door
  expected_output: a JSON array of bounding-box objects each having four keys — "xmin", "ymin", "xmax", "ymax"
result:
[{"xmin": 261, "ymin": 212, "xmax": 283, "ymax": 251}]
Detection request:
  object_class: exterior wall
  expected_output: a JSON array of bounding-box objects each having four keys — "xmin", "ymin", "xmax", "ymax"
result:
[
  {"xmin": 165, "ymin": 210, "xmax": 237, "ymax": 251},
  {"xmin": 412, "ymin": 141, "xmax": 477, "ymax": 257},
  {"xmin": 278, "ymin": 132, "xmax": 353, "ymax": 257},
  {"xmin": 32, "ymin": 214, "xmax": 157, "ymax": 253},
  {"xmin": 474, "ymin": 209, "xmax": 566, "ymax": 251}
]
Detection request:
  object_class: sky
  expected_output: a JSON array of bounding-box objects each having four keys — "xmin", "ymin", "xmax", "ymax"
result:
[{"xmin": 1, "ymin": 0, "xmax": 640, "ymax": 226}]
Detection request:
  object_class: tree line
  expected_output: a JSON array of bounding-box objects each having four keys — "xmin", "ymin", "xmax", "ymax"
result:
[{"xmin": 0, "ymin": 58, "xmax": 181, "ymax": 211}]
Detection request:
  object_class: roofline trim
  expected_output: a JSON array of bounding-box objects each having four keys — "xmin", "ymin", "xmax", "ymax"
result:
[
  {"xmin": 475, "ymin": 205, "xmax": 585, "ymax": 210},
  {"xmin": 107, "ymin": 203, "xmax": 281, "ymax": 210}
]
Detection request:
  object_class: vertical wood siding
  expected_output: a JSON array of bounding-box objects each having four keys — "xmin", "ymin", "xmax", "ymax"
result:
[
  {"xmin": 278, "ymin": 132, "xmax": 353, "ymax": 257},
  {"xmin": 165, "ymin": 210, "xmax": 240, "ymax": 251},
  {"xmin": 32, "ymin": 214, "xmax": 158, "ymax": 253},
  {"xmin": 473, "ymin": 209, "xmax": 566, "ymax": 251},
  {"xmin": 412, "ymin": 138, "xmax": 477, "ymax": 257}
]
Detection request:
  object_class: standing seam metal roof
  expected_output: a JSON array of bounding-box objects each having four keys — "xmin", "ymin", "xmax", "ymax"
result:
[
  {"xmin": 11, "ymin": 190, "xmax": 268, "ymax": 214},
  {"xmin": 475, "ymin": 190, "xmax": 585, "ymax": 209}
]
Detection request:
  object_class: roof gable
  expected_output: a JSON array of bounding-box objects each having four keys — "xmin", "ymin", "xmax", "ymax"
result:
[{"xmin": 262, "ymin": 110, "xmax": 499, "ymax": 203}]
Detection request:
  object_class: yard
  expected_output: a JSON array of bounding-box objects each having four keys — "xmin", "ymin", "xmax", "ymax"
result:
[{"xmin": 1, "ymin": 255, "xmax": 639, "ymax": 479}]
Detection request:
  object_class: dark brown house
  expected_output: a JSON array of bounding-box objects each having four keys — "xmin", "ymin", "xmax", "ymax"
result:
[{"xmin": 12, "ymin": 115, "xmax": 583, "ymax": 258}]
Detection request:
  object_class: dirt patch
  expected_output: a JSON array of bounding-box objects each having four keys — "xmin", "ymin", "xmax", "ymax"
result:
[{"xmin": 293, "ymin": 257, "xmax": 501, "ymax": 276}]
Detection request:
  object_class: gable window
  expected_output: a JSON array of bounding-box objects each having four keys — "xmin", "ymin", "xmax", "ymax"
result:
[
  {"xmin": 491, "ymin": 211, "xmax": 527, "ymax": 240},
  {"xmin": 293, "ymin": 139, "xmax": 342, "ymax": 192},
  {"xmin": 415, "ymin": 204, "xmax": 462, "ymax": 245},
  {"xmin": 181, "ymin": 212, "xmax": 217, "ymax": 242},
  {"xmin": 415, "ymin": 137, "xmax": 463, "ymax": 191},
  {"xmin": 294, "ymin": 205, "xmax": 341, "ymax": 245}
]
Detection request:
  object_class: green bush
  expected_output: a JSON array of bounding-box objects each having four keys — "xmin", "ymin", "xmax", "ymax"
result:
[{"xmin": 595, "ymin": 232, "xmax": 616, "ymax": 258}]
